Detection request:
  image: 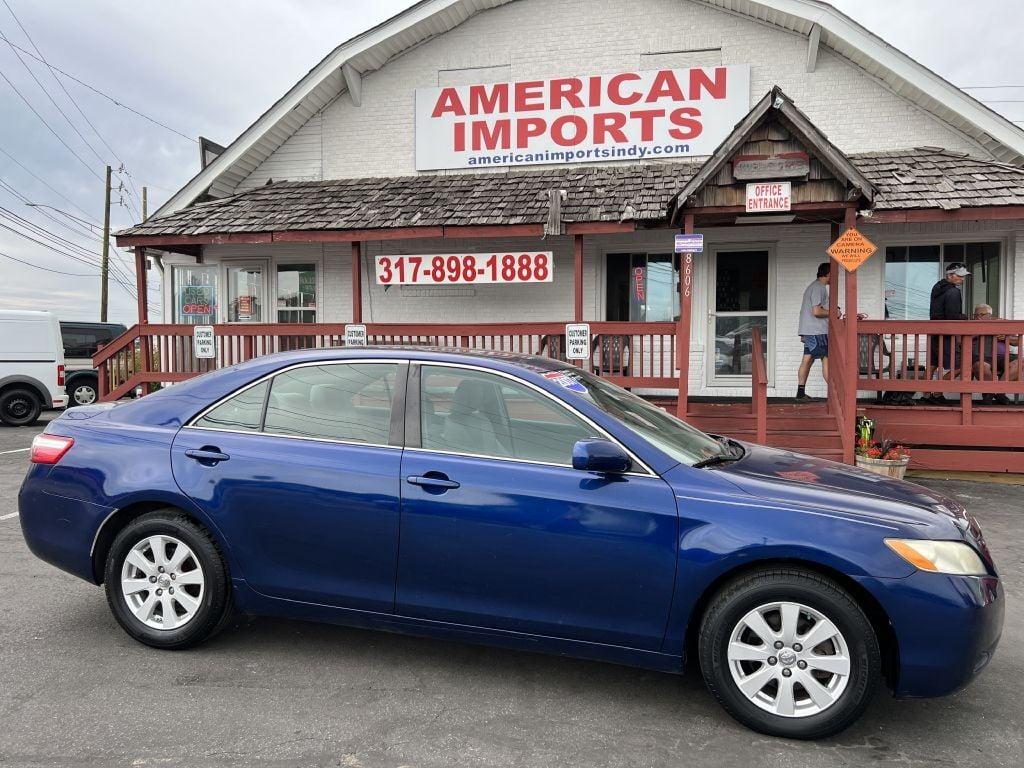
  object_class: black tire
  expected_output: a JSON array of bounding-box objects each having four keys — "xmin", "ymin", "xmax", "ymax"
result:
[
  {"xmin": 68, "ymin": 377, "xmax": 98, "ymax": 407},
  {"xmin": 698, "ymin": 568, "xmax": 880, "ymax": 739},
  {"xmin": 0, "ymin": 387, "xmax": 42, "ymax": 426},
  {"xmin": 103, "ymin": 509, "xmax": 233, "ymax": 649}
]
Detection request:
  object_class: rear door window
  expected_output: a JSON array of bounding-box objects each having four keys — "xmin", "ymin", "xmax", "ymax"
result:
[{"xmin": 263, "ymin": 363, "xmax": 398, "ymax": 445}]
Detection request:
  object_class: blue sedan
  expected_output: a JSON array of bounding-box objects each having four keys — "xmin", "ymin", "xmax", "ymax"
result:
[{"xmin": 19, "ymin": 349, "xmax": 1002, "ymax": 739}]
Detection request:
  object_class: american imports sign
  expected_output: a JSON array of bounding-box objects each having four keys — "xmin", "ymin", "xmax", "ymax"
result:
[{"xmin": 415, "ymin": 66, "xmax": 751, "ymax": 171}]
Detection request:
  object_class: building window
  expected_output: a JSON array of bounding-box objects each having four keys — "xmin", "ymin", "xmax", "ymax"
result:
[
  {"xmin": 885, "ymin": 242, "xmax": 1001, "ymax": 319},
  {"xmin": 606, "ymin": 253, "xmax": 679, "ymax": 321},
  {"xmin": 173, "ymin": 265, "xmax": 217, "ymax": 325},
  {"xmin": 277, "ymin": 263, "xmax": 317, "ymax": 323}
]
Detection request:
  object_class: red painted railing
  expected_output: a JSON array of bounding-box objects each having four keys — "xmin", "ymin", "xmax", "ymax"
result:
[
  {"xmin": 857, "ymin": 320, "xmax": 1024, "ymax": 393},
  {"xmin": 92, "ymin": 321, "xmax": 680, "ymax": 401}
]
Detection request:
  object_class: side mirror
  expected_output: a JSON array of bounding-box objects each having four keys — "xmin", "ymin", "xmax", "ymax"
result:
[{"xmin": 572, "ymin": 439, "xmax": 631, "ymax": 474}]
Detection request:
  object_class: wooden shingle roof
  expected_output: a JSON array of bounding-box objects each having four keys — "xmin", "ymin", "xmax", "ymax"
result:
[{"xmin": 118, "ymin": 149, "xmax": 1024, "ymax": 240}]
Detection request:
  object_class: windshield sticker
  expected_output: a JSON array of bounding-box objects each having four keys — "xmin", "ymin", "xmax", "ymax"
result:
[{"xmin": 543, "ymin": 370, "xmax": 588, "ymax": 394}]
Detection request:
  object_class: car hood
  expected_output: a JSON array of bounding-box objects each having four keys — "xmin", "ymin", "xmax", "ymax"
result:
[{"xmin": 709, "ymin": 441, "xmax": 971, "ymax": 533}]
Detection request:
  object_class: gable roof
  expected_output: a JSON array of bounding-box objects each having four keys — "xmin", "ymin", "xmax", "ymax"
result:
[
  {"xmin": 668, "ymin": 86, "xmax": 875, "ymax": 219},
  {"xmin": 154, "ymin": 0, "xmax": 1024, "ymax": 219}
]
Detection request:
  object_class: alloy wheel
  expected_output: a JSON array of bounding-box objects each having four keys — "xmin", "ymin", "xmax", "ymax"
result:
[
  {"xmin": 726, "ymin": 601, "xmax": 851, "ymax": 718},
  {"xmin": 120, "ymin": 534, "xmax": 205, "ymax": 630},
  {"xmin": 73, "ymin": 384, "xmax": 97, "ymax": 405}
]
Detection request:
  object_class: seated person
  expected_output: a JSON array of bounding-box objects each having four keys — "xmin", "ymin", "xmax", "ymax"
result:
[{"xmin": 973, "ymin": 304, "xmax": 1020, "ymax": 405}]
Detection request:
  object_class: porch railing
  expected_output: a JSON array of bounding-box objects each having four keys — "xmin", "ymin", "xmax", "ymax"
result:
[
  {"xmin": 92, "ymin": 321, "xmax": 680, "ymax": 402},
  {"xmin": 855, "ymin": 320, "xmax": 1024, "ymax": 461}
]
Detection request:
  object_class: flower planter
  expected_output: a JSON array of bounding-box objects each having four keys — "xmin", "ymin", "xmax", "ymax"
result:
[{"xmin": 855, "ymin": 455, "xmax": 911, "ymax": 480}]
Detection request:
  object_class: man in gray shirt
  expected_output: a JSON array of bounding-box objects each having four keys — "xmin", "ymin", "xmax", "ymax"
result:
[{"xmin": 796, "ymin": 262, "xmax": 831, "ymax": 401}]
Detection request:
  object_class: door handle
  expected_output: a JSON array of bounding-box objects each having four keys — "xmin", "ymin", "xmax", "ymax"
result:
[
  {"xmin": 406, "ymin": 474, "xmax": 460, "ymax": 490},
  {"xmin": 185, "ymin": 448, "xmax": 230, "ymax": 465}
]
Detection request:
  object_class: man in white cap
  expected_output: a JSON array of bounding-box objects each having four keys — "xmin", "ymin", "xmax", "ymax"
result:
[{"xmin": 922, "ymin": 263, "xmax": 969, "ymax": 405}]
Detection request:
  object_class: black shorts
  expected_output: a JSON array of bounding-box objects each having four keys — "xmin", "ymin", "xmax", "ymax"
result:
[{"xmin": 929, "ymin": 336, "xmax": 959, "ymax": 370}]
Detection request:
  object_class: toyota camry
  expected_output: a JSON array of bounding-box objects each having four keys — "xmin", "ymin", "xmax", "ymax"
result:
[{"xmin": 19, "ymin": 348, "xmax": 1002, "ymax": 739}]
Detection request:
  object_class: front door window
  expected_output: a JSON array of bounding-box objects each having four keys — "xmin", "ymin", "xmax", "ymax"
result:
[
  {"xmin": 710, "ymin": 249, "xmax": 770, "ymax": 381},
  {"xmin": 226, "ymin": 266, "xmax": 264, "ymax": 323}
]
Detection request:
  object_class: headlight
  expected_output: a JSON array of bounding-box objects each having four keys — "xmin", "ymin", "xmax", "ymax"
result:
[{"xmin": 885, "ymin": 539, "xmax": 987, "ymax": 576}]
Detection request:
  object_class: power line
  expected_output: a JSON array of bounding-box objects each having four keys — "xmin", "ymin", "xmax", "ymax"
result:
[
  {"xmin": 0, "ymin": 212, "xmax": 135, "ymax": 289},
  {"xmin": 0, "ymin": 62, "xmax": 104, "ymax": 183},
  {"xmin": 0, "ymin": 177, "xmax": 100, "ymax": 240},
  {"xmin": 2, "ymin": 2, "xmax": 134, "ymax": 184},
  {"xmin": 0, "ymin": 248, "xmax": 97, "ymax": 276},
  {"xmin": 0, "ymin": 144, "xmax": 101, "ymax": 225},
  {"xmin": 961, "ymin": 85, "xmax": 1024, "ymax": 90},
  {"xmin": 0, "ymin": 25, "xmax": 109, "ymax": 170},
  {"xmin": 0, "ymin": 36, "xmax": 196, "ymax": 143}
]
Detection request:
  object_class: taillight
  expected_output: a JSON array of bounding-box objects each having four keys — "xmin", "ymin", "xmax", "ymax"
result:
[
  {"xmin": 30, "ymin": 434, "xmax": 74, "ymax": 464},
  {"xmin": 57, "ymin": 364, "xmax": 65, "ymax": 387}
]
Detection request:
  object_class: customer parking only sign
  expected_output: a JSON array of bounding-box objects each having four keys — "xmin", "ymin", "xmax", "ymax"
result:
[{"xmin": 415, "ymin": 65, "xmax": 751, "ymax": 170}]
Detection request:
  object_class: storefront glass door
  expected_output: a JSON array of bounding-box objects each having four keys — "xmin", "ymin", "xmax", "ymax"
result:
[
  {"xmin": 708, "ymin": 249, "xmax": 771, "ymax": 385},
  {"xmin": 226, "ymin": 265, "xmax": 265, "ymax": 323}
]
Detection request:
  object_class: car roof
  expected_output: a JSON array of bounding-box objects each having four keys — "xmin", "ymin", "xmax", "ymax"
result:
[{"xmin": 238, "ymin": 345, "xmax": 575, "ymax": 374}]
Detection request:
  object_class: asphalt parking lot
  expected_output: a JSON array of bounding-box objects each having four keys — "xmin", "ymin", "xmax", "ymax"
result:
[{"xmin": 0, "ymin": 415, "xmax": 1021, "ymax": 768}]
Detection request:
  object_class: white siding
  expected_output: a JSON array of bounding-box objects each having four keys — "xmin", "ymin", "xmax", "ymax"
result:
[{"xmin": 236, "ymin": 114, "xmax": 324, "ymax": 192}]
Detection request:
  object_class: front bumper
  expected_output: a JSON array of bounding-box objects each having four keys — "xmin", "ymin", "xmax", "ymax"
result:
[{"xmin": 858, "ymin": 570, "xmax": 1003, "ymax": 698}]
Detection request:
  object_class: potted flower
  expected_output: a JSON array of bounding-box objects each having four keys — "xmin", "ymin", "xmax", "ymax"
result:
[{"xmin": 855, "ymin": 437, "xmax": 912, "ymax": 480}]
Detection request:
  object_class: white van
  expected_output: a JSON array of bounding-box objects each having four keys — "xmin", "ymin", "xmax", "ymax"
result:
[{"xmin": 0, "ymin": 310, "xmax": 67, "ymax": 426}]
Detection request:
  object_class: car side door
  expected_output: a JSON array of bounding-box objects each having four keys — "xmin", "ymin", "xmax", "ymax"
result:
[
  {"xmin": 395, "ymin": 363, "xmax": 679, "ymax": 651},
  {"xmin": 171, "ymin": 360, "xmax": 406, "ymax": 612}
]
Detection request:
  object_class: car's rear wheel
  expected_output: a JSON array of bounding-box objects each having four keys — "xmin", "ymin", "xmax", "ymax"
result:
[
  {"xmin": 104, "ymin": 510, "xmax": 232, "ymax": 649},
  {"xmin": 0, "ymin": 387, "xmax": 42, "ymax": 426},
  {"xmin": 698, "ymin": 568, "xmax": 880, "ymax": 739}
]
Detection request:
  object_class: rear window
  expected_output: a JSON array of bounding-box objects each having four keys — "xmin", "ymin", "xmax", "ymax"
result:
[{"xmin": 193, "ymin": 381, "xmax": 269, "ymax": 432}]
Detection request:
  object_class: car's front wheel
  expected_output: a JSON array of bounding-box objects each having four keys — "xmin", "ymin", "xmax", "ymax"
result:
[
  {"xmin": 104, "ymin": 510, "xmax": 232, "ymax": 649},
  {"xmin": 698, "ymin": 568, "xmax": 880, "ymax": 739}
]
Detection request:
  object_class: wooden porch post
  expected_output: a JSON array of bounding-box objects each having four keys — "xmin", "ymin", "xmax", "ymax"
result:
[
  {"xmin": 134, "ymin": 246, "xmax": 153, "ymax": 392},
  {"xmin": 826, "ymin": 222, "xmax": 841, "ymax": 416},
  {"xmin": 573, "ymin": 234, "xmax": 584, "ymax": 322},
  {"xmin": 134, "ymin": 247, "xmax": 148, "ymax": 323},
  {"xmin": 351, "ymin": 241, "xmax": 363, "ymax": 323},
  {"xmin": 676, "ymin": 213, "xmax": 695, "ymax": 418},
  {"xmin": 842, "ymin": 206, "xmax": 859, "ymax": 463}
]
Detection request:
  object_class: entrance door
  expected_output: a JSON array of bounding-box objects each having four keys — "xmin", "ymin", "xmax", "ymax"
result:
[
  {"xmin": 707, "ymin": 248, "xmax": 771, "ymax": 387},
  {"xmin": 395, "ymin": 364, "xmax": 679, "ymax": 651},
  {"xmin": 225, "ymin": 264, "xmax": 266, "ymax": 323}
]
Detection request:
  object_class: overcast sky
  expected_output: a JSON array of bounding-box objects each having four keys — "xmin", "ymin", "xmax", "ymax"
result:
[{"xmin": 0, "ymin": 0, "xmax": 1021, "ymax": 325}]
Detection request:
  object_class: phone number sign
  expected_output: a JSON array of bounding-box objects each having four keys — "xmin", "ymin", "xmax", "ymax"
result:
[{"xmin": 376, "ymin": 252, "xmax": 553, "ymax": 285}]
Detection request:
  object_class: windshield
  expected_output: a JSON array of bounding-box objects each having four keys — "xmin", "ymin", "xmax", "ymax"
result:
[{"xmin": 544, "ymin": 368, "xmax": 727, "ymax": 466}]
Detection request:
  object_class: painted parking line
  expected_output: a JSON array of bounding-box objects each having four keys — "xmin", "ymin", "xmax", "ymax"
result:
[
  {"xmin": 1, "ymin": 512, "xmax": 18, "ymax": 521},
  {"xmin": 0, "ymin": 447, "xmax": 31, "ymax": 455}
]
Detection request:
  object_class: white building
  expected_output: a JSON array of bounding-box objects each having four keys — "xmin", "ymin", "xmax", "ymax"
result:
[{"xmin": 113, "ymin": 0, "xmax": 1024, "ymax": 470}]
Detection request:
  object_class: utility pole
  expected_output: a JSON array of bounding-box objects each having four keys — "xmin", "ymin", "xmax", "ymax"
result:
[
  {"xmin": 142, "ymin": 186, "xmax": 148, "ymax": 221},
  {"xmin": 100, "ymin": 164, "xmax": 111, "ymax": 322}
]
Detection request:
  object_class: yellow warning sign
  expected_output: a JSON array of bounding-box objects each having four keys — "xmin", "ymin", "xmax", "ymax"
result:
[{"xmin": 827, "ymin": 228, "xmax": 877, "ymax": 272}]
